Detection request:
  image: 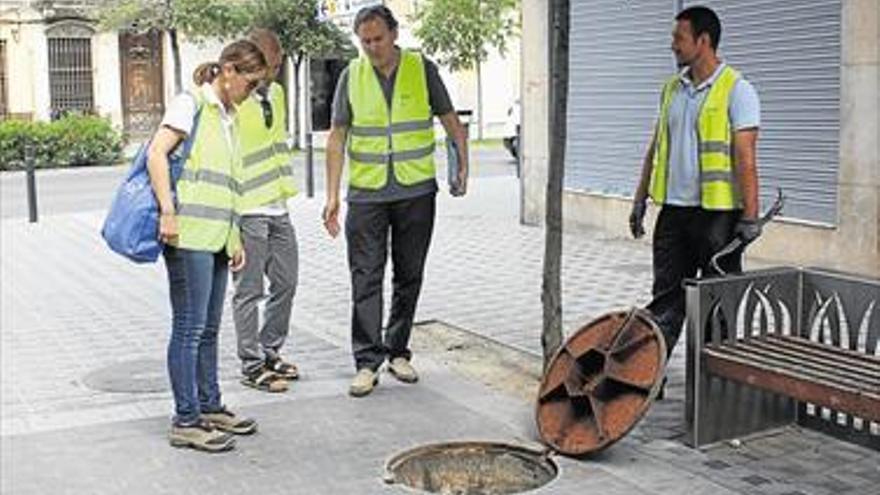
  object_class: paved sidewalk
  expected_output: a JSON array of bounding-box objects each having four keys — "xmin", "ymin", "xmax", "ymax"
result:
[{"xmin": 2, "ymin": 173, "xmax": 878, "ymax": 494}]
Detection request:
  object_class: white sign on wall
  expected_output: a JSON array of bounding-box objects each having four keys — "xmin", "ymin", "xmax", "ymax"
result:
[{"xmin": 317, "ymin": 0, "xmax": 384, "ymax": 22}]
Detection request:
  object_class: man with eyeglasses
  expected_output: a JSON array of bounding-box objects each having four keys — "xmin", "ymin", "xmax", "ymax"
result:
[
  {"xmin": 322, "ymin": 6, "xmax": 470, "ymax": 397},
  {"xmin": 232, "ymin": 29, "xmax": 301, "ymax": 394}
]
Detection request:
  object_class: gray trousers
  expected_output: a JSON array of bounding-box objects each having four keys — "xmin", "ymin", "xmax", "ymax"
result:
[{"xmin": 232, "ymin": 214, "xmax": 298, "ymax": 375}]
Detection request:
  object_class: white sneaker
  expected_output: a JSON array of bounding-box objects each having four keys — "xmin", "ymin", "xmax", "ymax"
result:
[
  {"xmin": 388, "ymin": 357, "xmax": 419, "ymax": 383},
  {"xmin": 349, "ymin": 368, "xmax": 379, "ymax": 397}
]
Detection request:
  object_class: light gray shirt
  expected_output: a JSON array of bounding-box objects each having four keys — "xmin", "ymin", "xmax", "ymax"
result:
[{"xmin": 662, "ymin": 63, "xmax": 761, "ymax": 206}]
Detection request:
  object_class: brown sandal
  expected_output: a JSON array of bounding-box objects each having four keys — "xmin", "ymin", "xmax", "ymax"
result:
[
  {"xmin": 241, "ymin": 367, "xmax": 288, "ymax": 393},
  {"xmin": 266, "ymin": 358, "xmax": 299, "ymax": 380}
]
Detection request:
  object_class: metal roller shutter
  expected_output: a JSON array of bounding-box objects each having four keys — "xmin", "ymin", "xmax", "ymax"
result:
[
  {"xmin": 566, "ymin": 0, "xmax": 841, "ymax": 224},
  {"xmin": 565, "ymin": 0, "xmax": 676, "ymax": 197},
  {"xmin": 684, "ymin": 0, "xmax": 841, "ymax": 223}
]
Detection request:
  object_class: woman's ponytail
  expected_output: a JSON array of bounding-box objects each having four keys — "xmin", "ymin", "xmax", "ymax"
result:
[{"xmin": 192, "ymin": 62, "xmax": 221, "ymax": 85}]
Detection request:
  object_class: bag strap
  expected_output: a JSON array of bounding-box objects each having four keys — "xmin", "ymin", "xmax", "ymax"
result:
[{"xmin": 177, "ymin": 91, "xmax": 204, "ymax": 164}]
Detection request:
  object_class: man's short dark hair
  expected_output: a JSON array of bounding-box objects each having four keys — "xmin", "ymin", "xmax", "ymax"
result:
[
  {"xmin": 353, "ymin": 5, "xmax": 399, "ymax": 34},
  {"xmin": 676, "ymin": 5, "xmax": 721, "ymax": 51}
]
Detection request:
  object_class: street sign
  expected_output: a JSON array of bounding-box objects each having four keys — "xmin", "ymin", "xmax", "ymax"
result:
[{"xmin": 317, "ymin": 0, "xmax": 384, "ymax": 21}]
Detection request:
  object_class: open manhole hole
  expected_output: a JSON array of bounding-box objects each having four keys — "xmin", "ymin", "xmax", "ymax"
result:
[{"xmin": 384, "ymin": 441, "xmax": 557, "ymax": 494}]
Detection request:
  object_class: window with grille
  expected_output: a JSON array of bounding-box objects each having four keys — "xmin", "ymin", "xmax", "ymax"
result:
[
  {"xmin": 0, "ymin": 40, "xmax": 7, "ymax": 118},
  {"xmin": 47, "ymin": 23, "xmax": 95, "ymax": 117}
]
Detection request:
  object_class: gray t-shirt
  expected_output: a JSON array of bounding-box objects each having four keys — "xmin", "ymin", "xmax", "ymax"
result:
[{"xmin": 332, "ymin": 53, "xmax": 454, "ymax": 203}]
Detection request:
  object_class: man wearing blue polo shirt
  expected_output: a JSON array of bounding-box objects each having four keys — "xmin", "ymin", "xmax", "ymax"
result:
[{"xmin": 630, "ymin": 6, "xmax": 761, "ymax": 359}]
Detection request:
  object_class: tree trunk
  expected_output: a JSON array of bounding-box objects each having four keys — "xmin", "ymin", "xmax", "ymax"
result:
[
  {"xmin": 476, "ymin": 59, "xmax": 484, "ymax": 141},
  {"xmin": 541, "ymin": 0, "xmax": 570, "ymax": 371},
  {"xmin": 292, "ymin": 54, "xmax": 303, "ymax": 150},
  {"xmin": 169, "ymin": 28, "xmax": 182, "ymax": 94}
]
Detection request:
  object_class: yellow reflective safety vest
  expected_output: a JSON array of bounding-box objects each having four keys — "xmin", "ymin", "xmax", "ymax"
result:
[
  {"xmin": 237, "ymin": 81, "xmax": 297, "ymax": 210},
  {"xmin": 650, "ymin": 65, "xmax": 741, "ymax": 210},
  {"xmin": 175, "ymin": 87, "xmax": 242, "ymax": 256},
  {"xmin": 347, "ymin": 50, "xmax": 435, "ymax": 190}
]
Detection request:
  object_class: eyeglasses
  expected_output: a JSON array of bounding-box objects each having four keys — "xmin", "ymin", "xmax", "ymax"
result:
[{"xmin": 244, "ymin": 77, "xmax": 261, "ymax": 93}]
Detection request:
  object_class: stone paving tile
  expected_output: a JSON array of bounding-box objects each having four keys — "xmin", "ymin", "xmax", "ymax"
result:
[{"xmin": 3, "ymin": 174, "xmax": 879, "ymax": 494}]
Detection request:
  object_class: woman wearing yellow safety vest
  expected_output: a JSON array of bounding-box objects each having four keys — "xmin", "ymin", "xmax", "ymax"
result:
[{"xmin": 146, "ymin": 40, "xmax": 267, "ymax": 453}]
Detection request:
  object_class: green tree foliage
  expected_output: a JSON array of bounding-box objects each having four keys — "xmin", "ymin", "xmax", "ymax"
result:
[
  {"xmin": 98, "ymin": 0, "xmax": 353, "ymax": 146},
  {"xmin": 413, "ymin": 0, "xmax": 518, "ymax": 139},
  {"xmin": 413, "ymin": 0, "xmax": 518, "ymax": 72},
  {"xmin": 249, "ymin": 0, "xmax": 355, "ymax": 147}
]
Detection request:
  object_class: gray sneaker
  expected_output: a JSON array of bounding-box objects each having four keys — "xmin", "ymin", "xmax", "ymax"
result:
[
  {"xmin": 202, "ymin": 407, "xmax": 257, "ymax": 435},
  {"xmin": 349, "ymin": 368, "xmax": 379, "ymax": 397},
  {"xmin": 388, "ymin": 357, "xmax": 419, "ymax": 383},
  {"xmin": 169, "ymin": 419, "xmax": 235, "ymax": 452}
]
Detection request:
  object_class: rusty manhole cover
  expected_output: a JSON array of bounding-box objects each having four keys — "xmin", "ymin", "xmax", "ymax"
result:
[
  {"xmin": 536, "ymin": 308, "xmax": 666, "ymax": 455},
  {"xmin": 384, "ymin": 441, "xmax": 558, "ymax": 494},
  {"xmin": 82, "ymin": 358, "xmax": 168, "ymax": 393}
]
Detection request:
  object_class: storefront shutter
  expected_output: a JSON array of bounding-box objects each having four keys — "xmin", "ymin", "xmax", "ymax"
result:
[{"xmin": 684, "ymin": 0, "xmax": 841, "ymax": 223}]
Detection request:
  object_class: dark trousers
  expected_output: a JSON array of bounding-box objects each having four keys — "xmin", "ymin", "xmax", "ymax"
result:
[
  {"xmin": 345, "ymin": 194, "xmax": 436, "ymax": 371},
  {"xmin": 647, "ymin": 206, "xmax": 743, "ymax": 357}
]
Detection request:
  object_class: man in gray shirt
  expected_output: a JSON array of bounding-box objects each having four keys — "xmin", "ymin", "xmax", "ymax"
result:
[{"xmin": 322, "ymin": 6, "xmax": 469, "ymax": 397}]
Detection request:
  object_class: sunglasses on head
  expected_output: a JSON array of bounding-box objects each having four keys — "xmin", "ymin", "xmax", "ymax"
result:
[
  {"xmin": 255, "ymin": 85, "xmax": 273, "ymax": 128},
  {"xmin": 260, "ymin": 98, "xmax": 273, "ymax": 129}
]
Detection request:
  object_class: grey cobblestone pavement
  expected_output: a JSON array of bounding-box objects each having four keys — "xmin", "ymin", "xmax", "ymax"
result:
[{"xmin": 2, "ymin": 171, "xmax": 878, "ymax": 494}]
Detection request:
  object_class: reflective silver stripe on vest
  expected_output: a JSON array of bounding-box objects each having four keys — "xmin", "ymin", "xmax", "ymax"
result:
[
  {"xmin": 350, "ymin": 125, "xmax": 387, "ymax": 137},
  {"xmin": 178, "ymin": 203, "xmax": 234, "ymax": 222},
  {"xmin": 350, "ymin": 119, "xmax": 433, "ymax": 137},
  {"xmin": 348, "ymin": 143, "xmax": 435, "ymax": 164},
  {"xmin": 699, "ymin": 141, "xmax": 730, "ymax": 155},
  {"xmin": 179, "ymin": 169, "xmax": 238, "ymax": 192},
  {"xmin": 242, "ymin": 141, "xmax": 290, "ymax": 168},
  {"xmin": 701, "ymin": 171, "xmax": 734, "ymax": 182},
  {"xmin": 241, "ymin": 166, "xmax": 286, "ymax": 194}
]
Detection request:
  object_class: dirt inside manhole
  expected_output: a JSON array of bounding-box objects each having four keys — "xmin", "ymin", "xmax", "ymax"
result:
[{"xmin": 385, "ymin": 441, "xmax": 557, "ymax": 494}]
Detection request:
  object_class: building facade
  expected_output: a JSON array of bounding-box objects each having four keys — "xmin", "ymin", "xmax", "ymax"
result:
[
  {"xmin": 521, "ymin": 0, "xmax": 880, "ymax": 275},
  {"xmin": 2, "ymin": 0, "xmax": 521, "ymax": 149},
  {"xmin": 0, "ymin": 1, "xmax": 230, "ymax": 142},
  {"xmin": 311, "ymin": 0, "xmax": 521, "ymax": 144}
]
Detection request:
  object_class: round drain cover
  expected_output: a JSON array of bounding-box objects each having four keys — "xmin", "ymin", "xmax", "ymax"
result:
[
  {"xmin": 384, "ymin": 441, "xmax": 557, "ymax": 494},
  {"xmin": 82, "ymin": 358, "xmax": 168, "ymax": 393},
  {"xmin": 536, "ymin": 308, "xmax": 666, "ymax": 455}
]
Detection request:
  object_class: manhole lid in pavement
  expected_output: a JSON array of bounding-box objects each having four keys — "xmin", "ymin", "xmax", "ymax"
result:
[
  {"xmin": 384, "ymin": 441, "xmax": 558, "ymax": 494},
  {"xmin": 82, "ymin": 358, "xmax": 167, "ymax": 393}
]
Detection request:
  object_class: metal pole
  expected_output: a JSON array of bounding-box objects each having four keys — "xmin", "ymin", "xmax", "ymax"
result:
[
  {"xmin": 25, "ymin": 143, "xmax": 38, "ymax": 223},
  {"xmin": 304, "ymin": 56, "xmax": 314, "ymax": 198},
  {"xmin": 306, "ymin": 131, "xmax": 314, "ymax": 198}
]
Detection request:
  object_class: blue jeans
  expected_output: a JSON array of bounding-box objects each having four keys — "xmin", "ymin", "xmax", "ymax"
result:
[{"xmin": 163, "ymin": 246, "xmax": 228, "ymax": 425}]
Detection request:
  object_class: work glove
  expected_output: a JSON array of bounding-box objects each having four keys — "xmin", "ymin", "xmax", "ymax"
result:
[
  {"xmin": 734, "ymin": 217, "xmax": 762, "ymax": 243},
  {"xmin": 629, "ymin": 199, "xmax": 647, "ymax": 239}
]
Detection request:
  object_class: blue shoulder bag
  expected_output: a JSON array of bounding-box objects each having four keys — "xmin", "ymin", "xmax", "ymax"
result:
[{"xmin": 101, "ymin": 104, "xmax": 202, "ymax": 263}]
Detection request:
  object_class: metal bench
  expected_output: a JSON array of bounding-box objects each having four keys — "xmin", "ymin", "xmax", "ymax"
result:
[{"xmin": 684, "ymin": 267, "xmax": 880, "ymax": 450}]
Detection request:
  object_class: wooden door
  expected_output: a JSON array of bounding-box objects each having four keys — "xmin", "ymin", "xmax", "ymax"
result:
[{"xmin": 119, "ymin": 30, "xmax": 164, "ymax": 139}]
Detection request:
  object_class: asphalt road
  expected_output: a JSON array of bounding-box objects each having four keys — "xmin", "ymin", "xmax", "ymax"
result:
[{"xmin": 0, "ymin": 146, "xmax": 517, "ymax": 219}]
